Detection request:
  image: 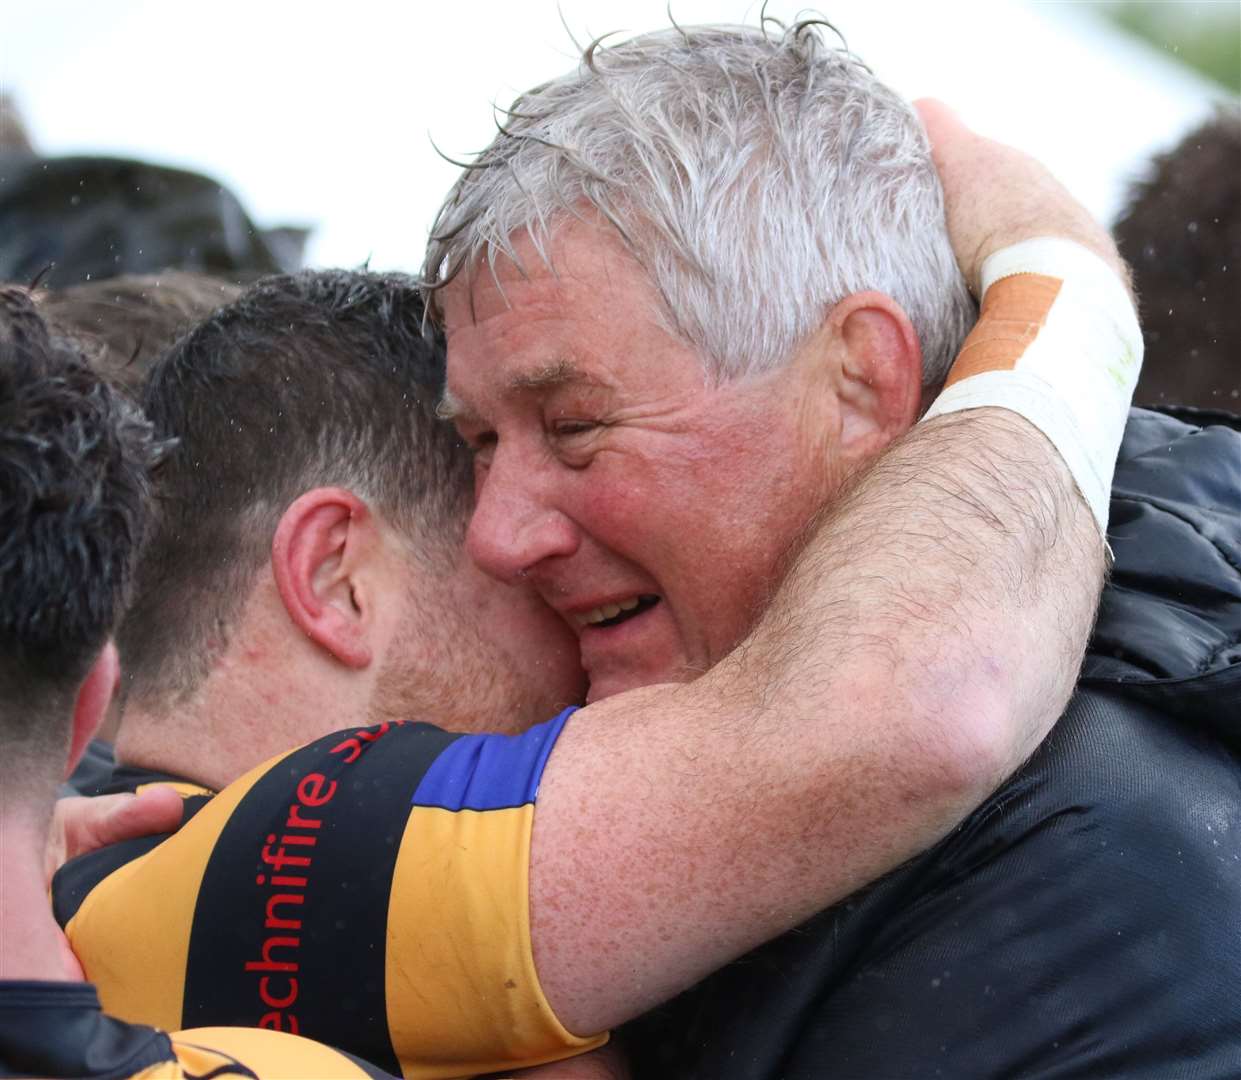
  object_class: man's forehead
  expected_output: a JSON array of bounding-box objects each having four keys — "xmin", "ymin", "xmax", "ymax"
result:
[
  {"xmin": 440, "ymin": 215, "xmax": 647, "ymax": 332},
  {"xmin": 441, "ymin": 266, "xmax": 568, "ymax": 334}
]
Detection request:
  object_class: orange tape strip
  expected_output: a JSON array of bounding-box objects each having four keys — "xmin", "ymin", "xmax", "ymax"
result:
[{"xmin": 944, "ymin": 274, "xmax": 1062, "ymax": 388}]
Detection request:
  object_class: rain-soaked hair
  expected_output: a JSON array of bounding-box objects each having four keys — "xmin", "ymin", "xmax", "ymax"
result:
[
  {"xmin": 0, "ymin": 286, "xmax": 159, "ymax": 770},
  {"xmin": 118, "ymin": 270, "xmax": 473, "ymax": 708},
  {"xmin": 422, "ymin": 17, "xmax": 974, "ymax": 393}
]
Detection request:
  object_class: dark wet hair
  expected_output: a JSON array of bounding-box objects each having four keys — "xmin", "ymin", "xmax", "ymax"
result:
[
  {"xmin": 119, "ymin": 269, "xmax": 473, "ymax": 706},
  {"xmin": 0, "ymin": 286, "xmax": 159, "ymax": 757}
]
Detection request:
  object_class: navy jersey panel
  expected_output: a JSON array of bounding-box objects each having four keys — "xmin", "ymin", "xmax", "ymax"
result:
[{"xmin": 412, "ymin": 706, "xmax": 575, "ymax": 810}]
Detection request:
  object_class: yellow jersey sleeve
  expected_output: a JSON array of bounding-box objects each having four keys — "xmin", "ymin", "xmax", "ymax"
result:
[{"xmin": 55, "ymin": 711, "xmax": 605, "ymax": 1078}]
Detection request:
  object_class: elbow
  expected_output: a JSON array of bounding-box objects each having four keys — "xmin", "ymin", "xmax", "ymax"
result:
[
  {"xmin": 870, "ymin": 654, "xmax": 1046, "ymax": 819},
  {"xmin": 925, "ymin": 675, "xmax": 1057, "ymax": 807}
]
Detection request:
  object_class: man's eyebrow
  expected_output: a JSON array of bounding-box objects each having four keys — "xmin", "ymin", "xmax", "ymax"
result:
[
  {"xmin": 437, "ymin": 360, "xmax": 607, "ymax": 422},
  {"xmin": 508, "ymin": 359, "xmax": 586, "ymax": 393}
]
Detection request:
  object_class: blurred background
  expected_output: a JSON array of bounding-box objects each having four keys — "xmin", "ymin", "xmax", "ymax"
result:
[
  {"xmin": 3, "ymin": 0, "xmax": 1236, "ymax": 269},
  {"xmin": 3, "ymin": 0, "xmax": 1237, "ymax": 407}
]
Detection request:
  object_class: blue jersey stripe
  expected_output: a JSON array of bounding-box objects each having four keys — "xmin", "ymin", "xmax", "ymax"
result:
[{"xmin": 410, "ymin": 707, "xmax": 577, "ymax": 812}]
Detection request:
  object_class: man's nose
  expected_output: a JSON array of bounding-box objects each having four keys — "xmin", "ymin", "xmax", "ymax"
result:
[{"xmin": 466, "ymin": 459, "xmax": 579, "ymax": 585}]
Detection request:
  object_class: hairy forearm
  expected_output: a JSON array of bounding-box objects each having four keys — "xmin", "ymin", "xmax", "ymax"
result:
[
  {"xmin": 534, "ymin": 407, "xmax": 1102, "ymax": 1034},
  {"xmin": 741, "ymin": 406, "xmax": 1101, "ymax": 785}
]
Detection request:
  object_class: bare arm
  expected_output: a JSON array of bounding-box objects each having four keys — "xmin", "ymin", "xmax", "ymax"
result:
[{"xmin": 532, "ymin": 110, "xmax": 1122, "ymax": 1035}]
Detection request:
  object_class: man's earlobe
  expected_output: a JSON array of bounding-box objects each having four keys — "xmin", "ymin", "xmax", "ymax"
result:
[
  {"xmin": 271, "ymin": 488, "xmax": 375, "ymax": 670},
  {"xmin": 832, "ymin": 292, "xmax": 923, "ymax": 459},
  {"xmin": 67, "ymin": 642, "xmax": 119, "ymax": 777}
]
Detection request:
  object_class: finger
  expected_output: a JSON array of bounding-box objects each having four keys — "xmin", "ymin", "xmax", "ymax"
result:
[
  {"xmin": 912, "ymin": 98, "xmax": 965, "ymax": 150},
  {"xmin": 95, "ymin": 787, "xmax": 185, "ymax": 851},
  {"xmin": 58, "ymin": 788, "xmax": 185, "ymax": 864}
]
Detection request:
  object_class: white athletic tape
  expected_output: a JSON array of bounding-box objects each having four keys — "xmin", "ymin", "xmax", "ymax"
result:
[{"xmin": 923, "ymin": 237, "xmax": 1142, "ymax": 534}]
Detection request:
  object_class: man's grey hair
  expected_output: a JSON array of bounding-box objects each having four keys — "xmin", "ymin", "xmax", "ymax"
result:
[{"xmin": 422, "ymin": 18, "xmax": 975, "ymax": 392}]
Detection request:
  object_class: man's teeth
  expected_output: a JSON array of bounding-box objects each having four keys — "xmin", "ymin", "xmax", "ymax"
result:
[{"xmin": 579, "ymin": 596, "xmax": 643, "ymax": 627}]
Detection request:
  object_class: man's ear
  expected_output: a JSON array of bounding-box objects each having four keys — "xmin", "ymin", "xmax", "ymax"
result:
[
  {"xmin": 828, "ymin": 291, "xmax": 923, "ymax": 460},
  {"xmin": 66, "ymin": 642, "xmax": 119, "ymax": 777},
  {"xmin": 270, "ymin": 487, "xmax": 379, "ymax": 670}
]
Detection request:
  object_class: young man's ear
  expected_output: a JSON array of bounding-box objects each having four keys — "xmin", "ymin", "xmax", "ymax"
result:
[
  {"xmin": 66, "ymin": 641, "xmax": 119, "ymax": 778},
  {"xmin": 827, "ymin": 291, "xmax": 923, "ymax": 460},
  {"xmin": 270, "ymin": 487, "xmax": 380, "ymax": 670}
]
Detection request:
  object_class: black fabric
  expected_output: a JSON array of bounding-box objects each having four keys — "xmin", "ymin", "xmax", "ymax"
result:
[
  {"xmin": 0, "ymin": 981, "xmax": 173, "ymax": 1079},
  {"xmin": 625, "ymin": 408, "xmax": 1241, "ymax": 1079},
  {"xmin": 1083, "ymin": 409, "xmax": 1241, "ymax": 689},
  {"xmin": 0, "ymin": 980, "xmax": 396, "ymax": 1079},
  {"xmin": 60, "ymin": 739, "xmax": 117, "ymax": 798}
]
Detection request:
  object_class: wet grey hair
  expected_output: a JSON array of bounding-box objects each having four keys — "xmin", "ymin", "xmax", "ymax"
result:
[{"xmin": 422, "ymin": 18, "xmax": 975, "ymax": 392}]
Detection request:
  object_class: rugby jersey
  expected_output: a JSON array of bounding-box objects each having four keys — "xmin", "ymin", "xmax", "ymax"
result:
[
  {"xmin": 53, "ymin": 710, "xmax": 605, "ymax": 1080},
  {"xmin": 0, "ymin": 981, "xmax": 395, "ymax": 1079}
]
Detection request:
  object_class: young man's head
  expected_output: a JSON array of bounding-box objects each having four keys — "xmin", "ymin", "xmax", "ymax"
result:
[
  {"xmin": 0, "ymin": 286, "xmax": 157, "ymax": 819},
  {"xmin": 425, "ymin": 21, "xmax": 972, "ymax": 700},
  {"xmin": 38, "ymin": 271, "xmax": 242, "ymax": 398},
  {"xmin": 115, "ymin": 270, "xmax": 584, "ymax": 787}
]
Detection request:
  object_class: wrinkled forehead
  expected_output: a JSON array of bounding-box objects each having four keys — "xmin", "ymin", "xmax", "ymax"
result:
[
  {"xmin": 438, "ymin": 262, "xmax": 582, "ymax": 417},
  {"xmin": 439, "ymin": 212, "xmax": 663, "ymax": 334},
  {"xmin": 438, "ymin": 219, "xmax": 684, "ymax": 410}
]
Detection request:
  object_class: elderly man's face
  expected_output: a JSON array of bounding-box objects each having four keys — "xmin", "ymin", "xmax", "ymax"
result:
[{"xmin": 443, "ymin": 220, "xmax": 850, "ymax": 701}]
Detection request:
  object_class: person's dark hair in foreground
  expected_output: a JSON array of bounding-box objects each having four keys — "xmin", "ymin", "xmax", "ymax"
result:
[
  {"xmin": 0, "ymin": 285, "xmax": 155, "ymax": 749},
  {"xmin": 38, "ymin": 271, "xmax": 242, "ymax": 397},
  {"xmin": 1113, "ymin": 107, "xmax": 1241, "ymax": 410},
  {"xmin": 0, "ymin": 288, "xmax": 397, "ymax": 1078},
  {"xmin": 36, "ymin": 271, "xmax": 242, "ymax": 752}
]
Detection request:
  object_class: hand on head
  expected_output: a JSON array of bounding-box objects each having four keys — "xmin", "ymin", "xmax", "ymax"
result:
[
  {"xmin": 914, "ymin": 98, "xmax": 1128, "ymax": 292},
  {"xmin": 46, "ymin": 788, "xmax": 184, "ymax": 885}
]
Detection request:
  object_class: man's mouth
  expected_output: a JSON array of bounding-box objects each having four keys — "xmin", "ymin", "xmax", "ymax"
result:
[{"xmin": 575, "ymin": 594, "xmax": 660, "ymax": 630}]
